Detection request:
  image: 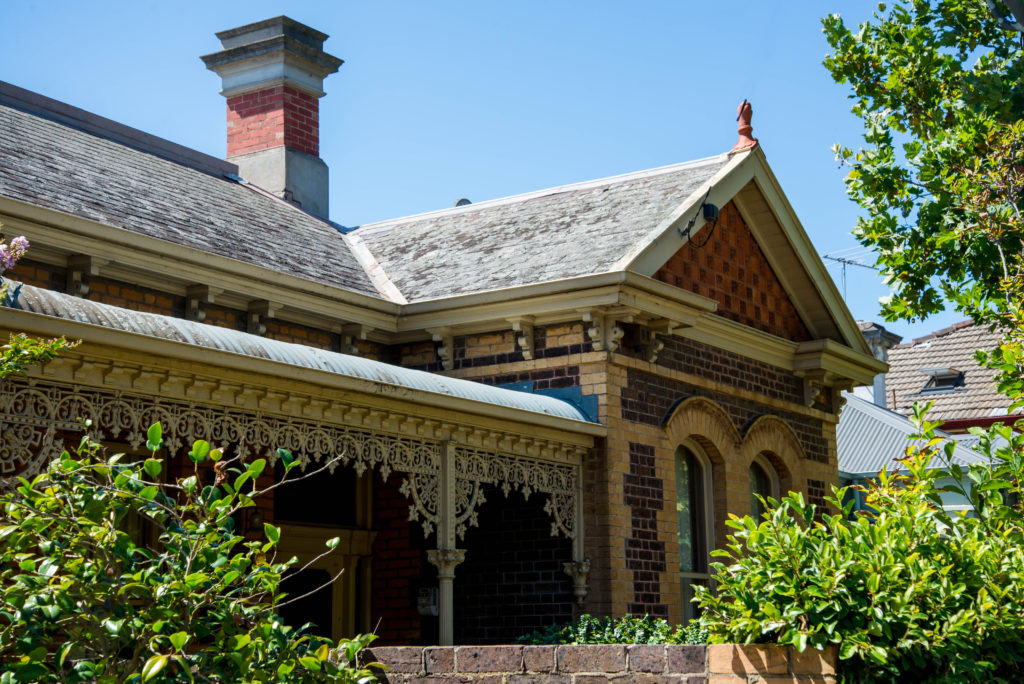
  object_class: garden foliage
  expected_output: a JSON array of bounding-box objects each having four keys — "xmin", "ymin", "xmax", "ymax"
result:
[
  {"xmin": 697, "ymin": 404, "xmax": 1024, "ymax": 683},
  {"xmin": 0, "ymin": 424, "xmax": 380, "ymax": 683},
  {"xmin": 516, "ymin": 614, "xmax": 707, "ymax": 646}
]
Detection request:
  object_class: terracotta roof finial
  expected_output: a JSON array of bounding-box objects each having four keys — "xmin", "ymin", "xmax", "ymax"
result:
[{"xmin": 731, "ymin": 99, "xmax": 758, "ymax": 153}]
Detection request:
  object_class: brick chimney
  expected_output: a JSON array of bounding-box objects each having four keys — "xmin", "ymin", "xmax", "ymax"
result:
[{"xmin": 201, "ymin": 17, "xmax": 342, "ymax": 219}]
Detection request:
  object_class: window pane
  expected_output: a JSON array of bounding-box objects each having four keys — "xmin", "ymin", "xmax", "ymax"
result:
[
  {"xmin": 675, "ymin": 447, "xmax": 706, "ymax": 575},
  {"xmin": 750, "ymin": 460, "xmax": 771, "ymax": 519}
]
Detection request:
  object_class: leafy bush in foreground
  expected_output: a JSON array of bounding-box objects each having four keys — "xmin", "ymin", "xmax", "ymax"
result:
[
  {"xmin": 516, "ymin": 614, "xmax": 707, "ymax": 645},
  {"xmin": 697, "ymin": 405, "xmax": 1024, "ymax": 683},
  {"xmin": 0, "ymin": 424, "xmax": 380, "ymax": 683}
]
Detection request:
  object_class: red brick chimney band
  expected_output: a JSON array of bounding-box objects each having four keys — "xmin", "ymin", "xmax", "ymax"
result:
[{"xmin": 226, "ymin": 85, "xmax": 319, "ymax": 158}]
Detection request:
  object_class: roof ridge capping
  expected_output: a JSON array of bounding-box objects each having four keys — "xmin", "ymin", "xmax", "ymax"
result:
[
  {"xmin": 353, "ymin": 153, "xmax": 732, "ymax": 232},
  {"xmin": 897, "ymin": 319, "xmax": 978, "ymax": 349},
  {"xmin": 0, "ymin": 80, "xmax": 238, "ymax": 180}
]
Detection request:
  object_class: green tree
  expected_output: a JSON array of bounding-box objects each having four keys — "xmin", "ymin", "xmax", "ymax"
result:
[{"xmin": 823, "ymin": 0, "xmax": 1024, "ymax": 398}]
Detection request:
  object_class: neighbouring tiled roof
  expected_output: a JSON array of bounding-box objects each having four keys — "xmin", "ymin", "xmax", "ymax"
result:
[
  {"xmin": 351, "ymin": 156, "xmax": 730, "ymax": 301},
  {"xmin": 0, "ymin": 97, "xmax": 380, "ymax": 297},
  {"xmin": 837, "ymin": 392, "xmax": 985, "ymax": 476},
  {"xmin": 886, "ymin": 321, "xmax": 1011, "ymax": 421},
  {"xmin": 2, "ymin": 281, "xmax": 594, "ymax": 423}
]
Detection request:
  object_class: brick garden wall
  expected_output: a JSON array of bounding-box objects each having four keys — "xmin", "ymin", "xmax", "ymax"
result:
[{"xmin": 364, "ymin": 643, "xmax": 838, "ymax": 683}]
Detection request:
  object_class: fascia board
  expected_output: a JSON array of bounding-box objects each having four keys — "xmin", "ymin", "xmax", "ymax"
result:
[
  {"xmin": 0, "ymin": 197, "xmax": 401, "ymax": 330},
  {"xmin": 742, "ymin": 149, "xmax": 873, "ymax": 356},
  {"xmin": 612, "ymin": 150, "xmax": 755, "ymax": 275},
  {"xmin": 0, "ymin": 308, "xmax": 605, "ymax": 441},
  {"xmin": 397, "ymin": 272, "xmax": 718, "ymax": 335}
]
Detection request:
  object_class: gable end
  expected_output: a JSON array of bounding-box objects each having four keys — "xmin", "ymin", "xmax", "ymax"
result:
[{"xmin": 654, "ymin": 201, "xmax": 811, "ymax": 342}]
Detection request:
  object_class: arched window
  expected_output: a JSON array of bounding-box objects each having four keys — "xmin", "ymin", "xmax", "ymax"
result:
[
  {"xmin": 675, "ymin": 444, "xmax": 713, "ymax": 622},
  {"xmin": 749, "ymin": 454, "xmax": 779, "ymax": 520}
]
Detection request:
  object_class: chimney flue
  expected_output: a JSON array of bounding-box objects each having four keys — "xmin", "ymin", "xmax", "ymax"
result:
[{"xmin": 201, "ymin": 16, "xmax": 342, "ymax": 219}]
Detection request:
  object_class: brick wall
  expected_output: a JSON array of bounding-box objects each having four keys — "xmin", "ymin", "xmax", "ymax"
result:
[
  {"xmin": 398, "ymin": 322, "xmax": 592, "ymax": 372},
  {"xmin": 655, "ymin": 201, "xmax": 811, "ymax": 342},
  {"xmin": 226, "ymin": 85, "xmax": 320, "ymax": 157},
  {"xmin": 365, "ymin": 643, "xmax": 838, "ymax": 682},
  {"xmin": 624, "ymin": 442, "xmax": 668, "ymax": 617},
  {"xmin": 371, "ymin": 473, "xmax": 429, "ymax": 645},
  {"xmin": 657, "ymin": 336, "xmax": 804, "ymax": 405},
  {"xmin": 622, "ymin": 368, "xmax": 829, "ymax": 465},
  {"xmin": 454, "ymin": 487, "xmax": 574, "ymax": 644},
  {"xmin": 6, "ymin": 259, "xmax": 64, "ymax": 291}
]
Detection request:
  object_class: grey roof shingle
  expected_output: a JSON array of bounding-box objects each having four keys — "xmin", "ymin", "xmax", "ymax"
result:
[
  {"xmin": 0, "ymin": 102, "xmax": 380, "ymax": 297},
  {"xmin": 352, "ymin": 156, "xmax": 730, "ymax": 301},
  {"xmin": 886, "ymin": 322, "xmax": 1010, "ymax": 421},
  {"xmin": 837, "ymin": 392, "xmax": 985, "ymax": 476},
  {"xmin": 2, "ymin": 281, "xmax": 592, "ymax": 423}
]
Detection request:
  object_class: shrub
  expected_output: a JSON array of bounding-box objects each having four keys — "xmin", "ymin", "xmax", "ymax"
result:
[
  {"xmin": 696, "ymin": 404, "xmax": 1024, "ymax": 683},
  {"xmin": 0, "ymin": 424, "xmax": 380, "ymax": 683},
  {"xmin": 516, "ymin": 614, "xmax": 707, "ymax": 645}
]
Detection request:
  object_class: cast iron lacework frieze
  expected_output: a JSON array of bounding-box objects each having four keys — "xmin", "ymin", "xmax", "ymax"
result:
[{"xmin": 0, "ymin": 378, "xmax": 580, "ymax": 541}]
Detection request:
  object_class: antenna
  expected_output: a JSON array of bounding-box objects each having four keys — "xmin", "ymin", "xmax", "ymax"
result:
[{"xmin": 821, "ymin": 254, "xmax": 877, "ymax": 300}]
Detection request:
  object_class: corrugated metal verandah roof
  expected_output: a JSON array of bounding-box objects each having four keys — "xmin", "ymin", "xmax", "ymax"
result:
[
  {"xmin": 1, "ymin": 282, "xmax": 593, "ymax": 424},
  {"xmin": 837, "ymin": 392, "xmax": 986, "ymax": 478}
]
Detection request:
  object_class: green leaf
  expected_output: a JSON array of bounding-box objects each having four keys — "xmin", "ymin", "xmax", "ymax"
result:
[
  {"xmin": 299, "ymin": 656, "xmax": 321, "ymax": 671},
  {"xmin": 230, "ymin": 633, "xmax": 251, "ymax": 651},
  {"xmin": 146, "ymin": 423, "xmax": 163, "ymax": 452},
  {"xmin": 140, "ymin": 485, "xmax": 159, "ymax": 500},
  {"xmin": 264, "ymin": 523, "xmax": 281, "ymax": 545},
  {"xmin": 169, "ymin": 631, "xmax": 189, "ymax": 652},
  {"xmin": 247, "ymin": 458, "xmax": 266, "ymax": 479},
  {"xmin": 144, "ymin": 458, "xmax": 162, "ymax": 478},
  {"xmin": 189, "ymin": 439, "xmax": 210, "ymax": 464},
  {"xmin": 141, "ymin": 654, "xmax": 167, "ymax": 682},
  {"xmin": 326, "ymin": 536, "xmax": 340, "ymax": 550}
]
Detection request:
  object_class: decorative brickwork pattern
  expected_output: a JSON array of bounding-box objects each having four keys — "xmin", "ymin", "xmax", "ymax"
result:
[
  {"xmin": 226, "ymin": 85, "xmax": 319, "ymax": 157},
  {"xmin": 655, "ymin": 202, "xmax": 811, "ymax": 342},
  {"xmin": 454, "ymin": 487, "xmax": 573, "ymax": 644},
  {"xmin": 623, "ymin": 368, "xmax": 829, "ymax": 464},
  {"xmin": 624, "ymin": 443, "xmax": 668, "ymax": 617},
  {"xmin": 364, "ymin": 643, "xmax": 836, "ymax": 682}
]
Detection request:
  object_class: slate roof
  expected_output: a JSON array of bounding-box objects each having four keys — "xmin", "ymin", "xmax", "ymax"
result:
[
  {"xmin": 886, "ymin": 321, "xmax": 1010, "ymax": 421},
  {"xmin": 2, "ymin": 281, "xmax": 593, "ymax": 423},
  {"xmin": 837, "ymin": 392, "xmax": 985, "ymax": 476},
  {"xmin": 0, "ymin": 94, "xmax": 379, "ymax": 297},
  {"xmin": 351, "ymin": 156, "xmax": 731, "ymax": 301}
]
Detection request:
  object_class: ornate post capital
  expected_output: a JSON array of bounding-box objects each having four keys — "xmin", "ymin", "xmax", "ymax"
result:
[
  {"xmin": 427, "ymin": 548, "xmax": 466, "ymax": 579},
  {"xmin": 563, "ymin": 558, "xmax": 591, "ymax": 606}
]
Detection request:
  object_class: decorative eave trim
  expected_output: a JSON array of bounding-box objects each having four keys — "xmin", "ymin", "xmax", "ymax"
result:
[
  {"xmin": 739, "ymin": 148, "xmax": 872, "ymax": 356},
  {"xmin": 0, "ymin": 308, "xmax": 604, "ymax": 444},
  {"xmin": 0, "ymin": 197, "xmax": 400, "ymax": 329},
  {"xmin": 794, "ymin": 339, "xmax": 887, "ymax": 388}
]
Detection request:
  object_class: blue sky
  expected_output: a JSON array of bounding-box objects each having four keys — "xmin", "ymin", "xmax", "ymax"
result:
[{"xmin": 0, "ymin": 1, "xmax": 967, "ymax": 341}]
